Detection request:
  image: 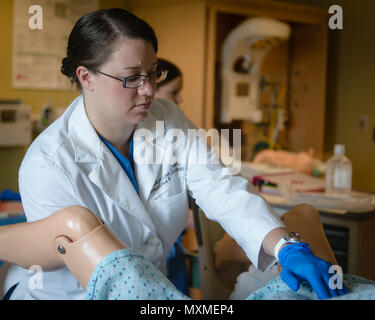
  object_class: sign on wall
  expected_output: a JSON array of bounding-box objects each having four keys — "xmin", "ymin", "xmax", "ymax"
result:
[{"xmin": 12, "ymin": 0, "xmax": 98, "ymax": 90}]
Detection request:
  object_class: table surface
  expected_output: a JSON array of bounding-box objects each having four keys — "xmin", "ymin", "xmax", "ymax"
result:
[{"xmin": 262, "ymin": 192, "xmax": 375, "ymax": 220}]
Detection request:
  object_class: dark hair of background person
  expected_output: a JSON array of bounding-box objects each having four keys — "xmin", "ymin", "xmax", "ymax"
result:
[
  {"xmin": 156, "ymin": 58, "xmax": 182, "ymax": 89},
  {"xmin": 61, "ymin": 8, "xmax": 158, "ymax": 90}
]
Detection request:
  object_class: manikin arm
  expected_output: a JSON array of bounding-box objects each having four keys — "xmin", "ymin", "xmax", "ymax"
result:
[{"xmin": 0, "ymin": 206, "xmax": 126, "ymax": 289}]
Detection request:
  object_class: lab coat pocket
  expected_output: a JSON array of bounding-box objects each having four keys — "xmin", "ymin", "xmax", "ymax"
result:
[
  {"xmin": 151, "ymin": 176, "xmax": 186, "ymax": 201},
  {"xmin": 149, "ymin": 185, "xmax": 189, "ymax": 251}
]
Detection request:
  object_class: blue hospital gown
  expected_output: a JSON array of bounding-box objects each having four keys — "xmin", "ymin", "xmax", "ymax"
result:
[
  {"xmin": 85, "ymin": 249, "xmax": 375, "ymax": 300},
  {"xmin": 247, "ymin": 274, "xmax": 375, "ymax": 300},
  {"xmin": 85, "ymin": 249, "xmax": 189, "ymax": 300}
]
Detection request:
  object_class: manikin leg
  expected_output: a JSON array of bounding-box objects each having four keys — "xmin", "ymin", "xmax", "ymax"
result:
[
  {"xmin": 0, "ymin": 206, "xmax": 126, "ymax": 289},
  {"xmin": 280, "ymin": 203, "xmax": 337, "ymax": 265},
  {"xmin": 214, "ymin": 204, "xmax": 337, "ymax": 271},
  {"xmin": 55, "ymin": 223, "xmax": 125, "ymax": 289}
]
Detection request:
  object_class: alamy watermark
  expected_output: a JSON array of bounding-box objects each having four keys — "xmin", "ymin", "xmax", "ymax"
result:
[
  {"xmin": 28, "ymin": 5, "xmax": 43, "ymax": 30},
  {"xmin": 28, "ymin": 5, "xmax": 343, "ymax": 31},
  {"xmin": 329, "ymin": 5, "xmax": 343, "ymax": 30},
  {"xmin": 328, "ymin": 264, "xmax": 344, "ymax": 290},
  {"xmin": 132, "ymin": 122, "xmax": 242, "ymax": 175},
  {"xmin": 28, "ymin": 265, "xmax": 43, "ymax": 290}
]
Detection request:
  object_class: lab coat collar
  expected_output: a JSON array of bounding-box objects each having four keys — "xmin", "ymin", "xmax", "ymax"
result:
[
  {"xmin": 68, "ymin": 95, "xmax": 165, "ymax": 163},
  {"xmin": 68, "ymin": 95, "xmax": 101, "ymax": 163}
]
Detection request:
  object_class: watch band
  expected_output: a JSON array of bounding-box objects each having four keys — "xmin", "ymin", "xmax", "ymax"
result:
[{"xmin": 274, "ymin": 232, "xmax": 303, "ymax": 261}]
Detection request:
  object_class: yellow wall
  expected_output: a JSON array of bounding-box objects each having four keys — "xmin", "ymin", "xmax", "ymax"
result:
[
  {"xmin": 129, "ymin": 2, "xmax": 207, "ymax": 129},
  {"xmin": 0, "ymin": 0, "xmax": 126, "ymax": 191},
  {"xmin": 274, "ymin": 0, "xmax": 375, "ymax": 191}
]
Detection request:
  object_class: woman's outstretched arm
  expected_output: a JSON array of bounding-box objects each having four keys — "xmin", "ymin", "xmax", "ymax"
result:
[{"xmin": 214, "ymin": 204, "xmax": 337, "ymax": 271}]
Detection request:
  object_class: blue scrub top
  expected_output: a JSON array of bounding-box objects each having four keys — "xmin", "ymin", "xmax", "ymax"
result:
[
  {"xmin": 100, "ymin": 132, "xmax": 188, "ymax": 295},
  {"xmin": 99, "ymin": 132, "xmax": 139, "ymax": 194}
]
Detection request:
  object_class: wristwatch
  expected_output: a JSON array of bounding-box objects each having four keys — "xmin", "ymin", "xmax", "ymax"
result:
[
  {"xmin": 283, "ymin": 232, "xmax": 303, "ymax": 244},
  {"xmin": 274, "ymin": 232, "xmax": 303, "ymax": 260}
]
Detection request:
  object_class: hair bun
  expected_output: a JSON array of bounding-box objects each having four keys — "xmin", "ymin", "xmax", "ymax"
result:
[{"xmin": 61, "ymin": 56, "xmax": 77, "ymax": 78}]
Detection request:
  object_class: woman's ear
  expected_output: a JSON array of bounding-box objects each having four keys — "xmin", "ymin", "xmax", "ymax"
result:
[{"xmin": 76, "ymin": 66, "xmax": 95, "ymax": 91}]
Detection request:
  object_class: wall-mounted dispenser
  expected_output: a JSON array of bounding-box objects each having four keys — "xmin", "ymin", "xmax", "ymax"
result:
[{"xmin": 0, "ymin": 105, "xmax": 32, "ymax": 147}]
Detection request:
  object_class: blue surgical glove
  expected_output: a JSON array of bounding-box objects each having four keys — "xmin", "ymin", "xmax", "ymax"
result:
[{"xmin": 278, "ymin": 242, "xmax": 349, "ymax": 300}]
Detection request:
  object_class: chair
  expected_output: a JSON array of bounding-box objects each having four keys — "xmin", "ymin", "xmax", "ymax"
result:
[
  {"xmin": 191, "ymin": 201, "xmax": 250, "ymax": 300},
  {"xmin": 192, "ymin": 202, "xmax": 337, "ymax": 300}
]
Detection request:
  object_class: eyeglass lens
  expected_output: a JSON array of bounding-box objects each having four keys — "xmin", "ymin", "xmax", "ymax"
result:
[{"xmin": 124, "ymin": 70, "xmax": 166, "ymax": 88}]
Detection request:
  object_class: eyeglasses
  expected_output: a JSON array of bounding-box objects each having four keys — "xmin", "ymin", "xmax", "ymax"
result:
[{"xmin": 93, "ymin": 68, "xmax": 168, "ymax": 89}]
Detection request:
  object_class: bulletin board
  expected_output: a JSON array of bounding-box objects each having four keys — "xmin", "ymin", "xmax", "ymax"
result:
[{"xmin": 12, "ymin": 0, "xmax": 99, "ymax": 90}]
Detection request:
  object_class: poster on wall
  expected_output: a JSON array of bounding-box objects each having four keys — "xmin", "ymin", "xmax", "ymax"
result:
[{"xmin": 12, "ymin": 0, "xmax": 98, "ymax": 90}]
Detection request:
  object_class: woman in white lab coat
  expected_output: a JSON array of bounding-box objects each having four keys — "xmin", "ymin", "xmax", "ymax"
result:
[{"xmin": 4, "ymin": 8, "xmax": 344, "ymax": 300}]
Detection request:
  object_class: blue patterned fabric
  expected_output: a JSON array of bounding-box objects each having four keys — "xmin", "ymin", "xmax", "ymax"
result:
[
  {"xmin": 85, "ymin": 249, "xmax": 190, "ymax": 300},
  {"xmin": 247, "ymin": 274, "xmax": 375, "ymax": 300},
  {"xmin": 85, "ymin": 249, "xmax": 375, "ymax": 300}
]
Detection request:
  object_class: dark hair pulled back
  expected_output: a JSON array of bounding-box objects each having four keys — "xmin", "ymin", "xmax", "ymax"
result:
[
  {"xmin": 156, "ymin": 58, "xmax": 182, "ymax": 89},
  {"xmin": 61, "ymin": 8, "xmax": 158, "ymax": 90}
]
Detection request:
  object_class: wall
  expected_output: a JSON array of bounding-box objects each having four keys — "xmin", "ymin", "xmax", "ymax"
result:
[
  {"xmin": 0, "ymin": 0, "xmax": 126, "ymax": 191},
  {"xmin": 272, "ymin": 0, "xmax": 375, "ymax": 191},
  {"xmin": 128, "ymin": 1, "xmax": 207, "ymax": 128}
]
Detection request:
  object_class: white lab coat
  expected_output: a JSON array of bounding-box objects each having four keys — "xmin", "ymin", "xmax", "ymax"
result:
[{"xmin": 5, "ymin": 96, "xmax": 284, "ymax": 300}]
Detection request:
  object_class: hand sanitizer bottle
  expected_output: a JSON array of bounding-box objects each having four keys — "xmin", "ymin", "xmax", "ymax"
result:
[{"xmin": 325, "ymin": 144, "xmax": 352, "ymax": 197}]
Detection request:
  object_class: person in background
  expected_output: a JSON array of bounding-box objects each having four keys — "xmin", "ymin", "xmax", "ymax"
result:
[{"xmin": 155, "ymin": 58, "xmax": 183, "ymax": 105}]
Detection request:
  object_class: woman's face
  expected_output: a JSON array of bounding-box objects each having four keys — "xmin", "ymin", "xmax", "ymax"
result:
[
  {"xmin": 155, "ymin": 76, "xmax": 183, "ymax": 105},
  {"xmin": 89, "ymin": 37, "xmax": 157, "ymax": 125}
]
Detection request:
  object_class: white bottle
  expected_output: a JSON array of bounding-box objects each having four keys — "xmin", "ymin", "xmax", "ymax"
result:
[{"xmin": 325, "ymin": 144, "xmax": 352, "ymax": 197}]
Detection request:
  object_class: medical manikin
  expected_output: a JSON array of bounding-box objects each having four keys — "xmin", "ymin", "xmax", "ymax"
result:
[
  {"xmin": 0, "ymin": 205, "xmax": 319, "ymax": 297},
  {"xmin": 0, "ymin": 206, "xmax": 124, "ymax": 290}
]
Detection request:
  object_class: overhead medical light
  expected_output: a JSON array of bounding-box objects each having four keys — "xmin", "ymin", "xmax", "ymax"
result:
[{"xmin": 220, "ymin": 17, "xmax": 291, "ymax": 123}]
